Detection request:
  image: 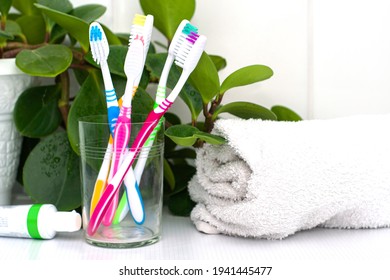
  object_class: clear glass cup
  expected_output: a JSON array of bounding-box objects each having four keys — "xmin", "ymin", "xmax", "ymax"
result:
[{"xmin": 78, "ymin": 115, "xmax": 164, "ymax": 248}]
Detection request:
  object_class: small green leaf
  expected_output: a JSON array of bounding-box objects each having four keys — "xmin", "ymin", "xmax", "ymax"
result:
[
  {"xmin": 16, "ymin": 45, "xmax": 73, "ymax": 77},
  {"xmin": 271, "ymin": 105, "xmax": 303, "ymax": 122},
  {"xmin": 16, "ymin": 15, "xmax": 46, "ymax": 44},
  {"xmin": 71, "ymin": 4, "xmax": 106, "ymax": 23},
  {"xmin": 220, "ymin": 65, "xmax": 274, "ymax": 95},
  {"xmin": 13, "ymin": 85, "xmax": 62, "ymax": 138},
  {"xmin": 165, "ymin": 124, "xmax": 226, "ymax": 146},
  {"xmin": 164, "ymin": 159, "xmax": 175, "ymax": 191},
  {"xmin": 210, "ymin": 55, "xmax": 227, "ymax": 71},
  {"xmin": 3, "ymin": 20, "xmax": 22, "ymax": 37},
  {"xmin": 23, "ymin": 131, "xmax": 81, "ymax": 211},
  {"xmin": 189, "ymin": 52, "xmax": 221, "ymax": 104},
  {"xmin": 140, "ymin": 0, "xmax": 195, "ymax": 40},
  {"xmin": 0, "ymin": 30, "xmax": 13, "ymax": 40},
  {"xmin": 0, "ymin": 0, "xmax": 12, "ymax": 17},
  {"xmin": 213, "ymin": 102, "xmax": 277, "ymax": 121},
  {"xmin": 165, "ymin": 124, "xmax": 199, "ymax": 146},
  {"xmin": 35, "ymin": 3, "xmax": 90, "ymax": 52},
  {"xmin": 194, "ymin": 132, "xmax": 226, "ymax": 145}
]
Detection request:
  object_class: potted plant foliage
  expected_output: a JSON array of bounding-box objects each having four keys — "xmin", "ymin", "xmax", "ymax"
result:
[{"xmin": 1, "ymin": 0, "xmax": 301, "ymax": 215}]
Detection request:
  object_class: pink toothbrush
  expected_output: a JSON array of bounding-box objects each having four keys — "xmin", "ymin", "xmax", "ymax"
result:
[{"xmin": 88, "ymin": 34, "xmax": 207, "ymax": 236}]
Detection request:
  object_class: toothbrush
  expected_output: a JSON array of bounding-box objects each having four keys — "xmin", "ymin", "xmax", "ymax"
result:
[
  {"xmin": 102, "ymin": 14, "xmax": 153, "ymax": 225},
  {"xmin": 88, "ymin": 22, "xmax": 119, "ymax": 215},
  {"xmin": 113, "ymin": 20, "xmax": 199, "ymax": 223},
  {"xmin": 88, "ymin": 34, "xmax": 207, "ymax": 236},
  {"xmin": 101, "ymin": 38, "xmax": 144, "ymax": 226},
  {"xmin": 112, "ymin": 14, "xmax": 154, "ymax": 225},
  {"xmin": 89, "ymin": 22, "xmax": 119, "ymax": 135}
]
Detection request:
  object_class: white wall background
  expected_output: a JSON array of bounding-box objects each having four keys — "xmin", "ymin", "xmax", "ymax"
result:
[{"xmin": 72, "ymin": 0, "xmax": 390, "ymax": 121}]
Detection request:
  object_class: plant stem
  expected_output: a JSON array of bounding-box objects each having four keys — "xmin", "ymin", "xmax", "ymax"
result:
[
  {"xmin": 203, "ymin": 94, "xmax": 224, "ymax": 133},
  {"xmin": 58, "ymin": 71, "xmax": 70, "ymax": 128},
  {"xmin": 2, "ymin": 43, "xmax": 47, "ymax": 58}
]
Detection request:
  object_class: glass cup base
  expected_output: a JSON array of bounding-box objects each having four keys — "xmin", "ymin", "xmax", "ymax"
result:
[{"xmin": 85, "ymin": 224, "xmax": 160, "ymax": 248}]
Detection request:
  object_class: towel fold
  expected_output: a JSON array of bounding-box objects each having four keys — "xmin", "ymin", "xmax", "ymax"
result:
[{"xmin": 188, "ymin": 114, "xmax": 390, "ymax": 239}]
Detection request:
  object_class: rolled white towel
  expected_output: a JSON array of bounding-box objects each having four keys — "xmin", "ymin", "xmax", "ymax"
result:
[{"xmin": 188, "ymin": 114, "xmax": 390, "ymax": 239}]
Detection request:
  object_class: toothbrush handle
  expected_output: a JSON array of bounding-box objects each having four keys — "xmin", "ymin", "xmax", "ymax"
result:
[
  {"xmin": 102, "ymin": 106, "xmax": 131, "ymax": 225},
  {"xmin": 88, "ymin": 102, "xmax": 171, "ymax": 236},
  {"xmin": 90, "ymin": 137, "xmax": 113, "ymax": 217},
  {"xmin": 101, "ymin": 63, "xmax": 120, "ymax": 136}
]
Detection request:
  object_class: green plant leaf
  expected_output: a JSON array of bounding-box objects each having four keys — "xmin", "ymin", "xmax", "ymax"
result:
[
  {"xmin": 35, "ymin": 3, "xmax": 90, "ymax": 52},
  {"xmin": 16, "ymin": 44, "xmax": 73, "ymax": 77},
  {"xmin": 0, "ymin": 0, "xmax": 12, "ymax": 17},
  {"xmin": 130, "ymin": 87, "xmax": 155, "ymax": 115},
  {"xmin": 23, "ymin": 131, "xmax": 81, "ymax": 211},
  {"xmin": 194, "ymin": 132, "xmax": 226, "ymax": 145},
  {"xmin": 271, "ymin": 105, "xmax": 303, "ymax": 121},
  {"xmin": 213, "ymin": 101, "xmax": 277, "ymax": 121},
  {"xmin": 85, "ymin": 45, "xmax": 127, "ymax": 78},
  {"xmin": 71, "ymin": 4, "xmax": 105, "ymax": 23},
  {"xmin": 220, "ymin": 65, "xmax": 274, "ymax": 95},
  {"xmin": 189, "ymin": 52, "xmax": 220, "ymax": 104},
  {"xmin": 165, "ymin": 124, "xmax": 199, "ymax": 146},
  {"xmin": 67, "ymin": 71, "xmax": 106, "ymax": 155},
  {"xmin": 0, "ymin": 30, "xmax": 13, "ymax": 40},
  {"xmin": 165, "ymin": 124, "xmax": 226, "ymax": 146},
  {"xmin": 167, "ymin": 188, "xmax": 195, "ymax": 216},
  {"xmin": 210, "ymin": 54, "xmax": 227, "ymax": 71},
  {"xmin": 163, "ymin": 159, "xmax": 175, "ymax": 191},
  {"xmin": 145, "ymin": 53, "xmax": 203, "ymax": 120},
  {"xmin": 140, "ymin": 0, "xmax": 195, "ymax": 40},
  {"xmin": 15, "ymin": 15, "xmax": 46, "ymax": 44},
  {"xmin": 3, "ymin": 20, "xmax": 22, "ymax": 37},
  {"xmin": 166, "ymin": 148, "xmax": 196, "ymax": 159},
  {"xmin": 13, "ymin": 85, "xmax": 62, "ymax": 138},
  {"xmin": 37, "ymin": 0, "xmax": 73, "ymax": 13},
  {"xmin": 12, "ymin": 0, "xmax": 40, "ymax": 15}
]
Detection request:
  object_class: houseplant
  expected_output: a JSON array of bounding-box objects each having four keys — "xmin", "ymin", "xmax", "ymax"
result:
[{"xmin": 1, "ymin": 0, "xmax": 301, "ymax": 215}]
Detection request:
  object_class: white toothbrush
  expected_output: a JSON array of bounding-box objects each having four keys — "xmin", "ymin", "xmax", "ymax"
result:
[
  {"xmin": 103, "ymin": 14, "xmax": 154, "ymax": 225},
  {"xmin": 112, "ymin": 14, "xmax": 154, "ymax": 224}
]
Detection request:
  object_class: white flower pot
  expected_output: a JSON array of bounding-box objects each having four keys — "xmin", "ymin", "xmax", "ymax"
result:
[{"xmin": 0, "ymin": 59, "xmax": 35, "ymax": 205}]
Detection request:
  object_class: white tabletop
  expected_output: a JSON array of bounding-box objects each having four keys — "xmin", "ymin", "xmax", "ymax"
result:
[{"xmin": 1, "ymin": 207, "xmax": 389, "ymax": 261}]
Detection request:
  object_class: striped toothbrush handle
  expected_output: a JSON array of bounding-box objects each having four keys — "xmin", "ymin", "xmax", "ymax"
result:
[{"xmin": 102, "ymin": 104, "xmax": 131, "ymax": 226}]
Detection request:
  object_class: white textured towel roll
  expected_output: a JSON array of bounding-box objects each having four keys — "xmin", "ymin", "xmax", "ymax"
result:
[{"xmin": 188, "ymin": 114, "xmax": 390, "ymax": 239}]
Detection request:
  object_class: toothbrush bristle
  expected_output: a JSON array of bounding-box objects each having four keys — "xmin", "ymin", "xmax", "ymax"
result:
[
  {"xmin": 89, "ymin": 23, "xmax": 109, "ymax": 64},
  {"xmin": 182, "ymin": 23, "xmax": 198, "ymax": 35},
  {"xmin": 186, "ymin": 31, "xmax": 199, "ymax": 44},
  {"xmin": 133, "ymin": 14, "xmax": 146, "ymax": 26},
  {"xmin": 129, "ymin": 14, "xmax": 153, "ymax": 48},
  {"xmin": 90, "ymin": 25, "xmax": 102, "ymax": 41},
  {"xmin": 173, "ymin": 31, "xmax": 201, "ymax": 68}
]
